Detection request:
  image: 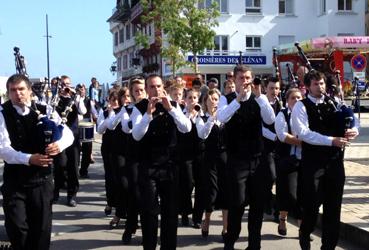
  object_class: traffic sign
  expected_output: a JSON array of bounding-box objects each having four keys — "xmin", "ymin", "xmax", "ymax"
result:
[{"xmin": 351, "ymin": 54, "xmax": 367, "ymax": 71}]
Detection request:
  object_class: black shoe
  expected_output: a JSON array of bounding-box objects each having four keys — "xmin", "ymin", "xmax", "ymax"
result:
[
  {"xmin": 181, "ymin": 215, "xmax": 189, "ymax": 227},
  {"xmin": 104, "ymin": 205, "xmax": 112, "ymax": 216},
  {"xmin": 277, "ymin": 218, "xmax": 287, "ymax": 236},
  {"xmin": 299, "ymin": 231, "xmax": 311, "ymax": 250},
  {"xmin": 67, "ymin": 197, "xmax": 77, "ymax": 207},
  {"xmin": 221, "ymin": 231, "xmax": 227, "ymax": 242},
  {"xmin": 79, "ymin": 173, "xmax": 90, "ymax": 179},
  {"xmin": 201, "ymin": 221, "xmax": 209, "ymax": 238},
  {"xmin": 122, "ymin": 230, "xmax": 132, "ymax": 244},
  {"xmin": 224, "ymin": 243, "xmax": 234, "ymax": 250}
]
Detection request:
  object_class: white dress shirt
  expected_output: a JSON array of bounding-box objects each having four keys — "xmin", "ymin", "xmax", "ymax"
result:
[
  {"xmin": 291, "ymin": 94, "xmax": 359, "ymax": 146},
  {"xmin": 217, "ymin": 92, "xmax": 275, "ymax": 125},
  {"xmin": 107, "ymin": 105, "xmax": 132, "ymax": 134},
  {"xmin": 131, "ymin": 102, "xmax": 191, "ymax": 141},
  {"xmin": 96, "ymin": 108, "xmax": 114, "ymax": 134},
  {"xmin": 275, "ymin": 109, "xmax": 302, "ymax": 159},
  {"xmin": 0, "ymin": 104, "xmax": 74, "ymax": 166}
]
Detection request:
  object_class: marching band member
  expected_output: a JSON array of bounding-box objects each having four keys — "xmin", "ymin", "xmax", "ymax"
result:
[
  {"xmin": 196, "ymin": 88, "xmax": 228, "ymax": 240},
  {"xmin": 53, "ymin": 75, "xmax": 87, "ymax": 207},
  {"xmin": 218, "ymin": 65, "xmax": 275, "ymax": 250},
  {"xmin": 274, "ymin": 88, "xmax": 303, "ymax": 236},
  {"xmin": 0, "ymin": 74, "xmax": 73, "ymax": 249},
  {"xmin": 291, "ymin": 71, "xmax": 359, "ymax": 250},
  {"xmin": 131, "ymin": 74, "xmax": 191, "ymax": 250}
]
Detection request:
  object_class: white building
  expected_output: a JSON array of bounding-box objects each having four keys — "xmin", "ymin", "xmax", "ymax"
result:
[
  {"xmin": 109, "ymin": 0, "xmax": 365, "ymax": 84},
  {"xmin": 182, "ymin": 0, "xmax": 365, "ymax": 84}
]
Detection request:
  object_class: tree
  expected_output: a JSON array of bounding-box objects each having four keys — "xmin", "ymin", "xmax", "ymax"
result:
[{"xmin": 135, "ymin": 0, "xmax": 219, "ymax": 76}]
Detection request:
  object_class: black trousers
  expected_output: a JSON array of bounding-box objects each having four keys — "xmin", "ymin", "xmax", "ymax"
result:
[
  {"xmin": 178, "ymin": 159, "xmax": 194, "ymax": 217},
  {"xmin": 191, "ymin": 153, "xmax": 204, "ymax": 225},
  {"xmin": 54, "ymin": 138, "xmax": 80, "ymax": 198},
  {"xmin": 202, "ymin": 150, "xmax": 227, "ymax": 212},
  {"xmin": 125, "ymin": 158, "xmax": 139, "ymax": 232},
  {"xmin": 110, "ymin": 153, "xmax": 128, "ymax": 218},
  {"xmin": 139, "ymin": 161, "xmax": 178, "ymax": 250},
  {"xmin": 275, "ymin": 156, "xmax": 302, "ymax": 219},
  {"xmin": 1, "ymin": 177, "xmax": 53, "ymax": 250},
  {"xmin": 101, "ymin": 146, "xmax": 115, "ymax": 207},
  {"xmin": 79, "ymin": 141, "xmax": 92, "ymax": 176},
  {"xmin": 225, "ymin": 155, "xmax": 268, "ymax": 250},
  {"xmin": 299, "ymin": 155, "xmax": 345, "ymax": 250}
]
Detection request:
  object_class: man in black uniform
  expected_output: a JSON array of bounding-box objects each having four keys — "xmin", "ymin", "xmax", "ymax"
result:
[
  {"xmin": 53, "ymin": 75, "xmax": 86, "ymax": 207},
  {"xmin": 0, "ymin": 74, "xmax": 73, "ymax": 249},
  {"xmin": 291, "ymin": 71, "xmax": 358, "ymax": 250},
  {"xmin": 76, "ymin": 83, "xmax": 97, "ymax": 178},
  {"xmin": 131, "ymin": 74, "xmax": 191, "ymax": 250},
  {"xmin": 217, "ymin": 65, "xmax": 275, "ymax": 250}
]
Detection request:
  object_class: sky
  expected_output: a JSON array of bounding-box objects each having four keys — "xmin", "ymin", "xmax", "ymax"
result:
[{"xmin": 0, "ymin": 0, "xmax": 116, "ymax": 86}]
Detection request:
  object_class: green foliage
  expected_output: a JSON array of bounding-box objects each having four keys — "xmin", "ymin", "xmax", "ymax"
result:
[{"xmin": 134, "ymin": 0, "xmax": 220, "ymax": 76}]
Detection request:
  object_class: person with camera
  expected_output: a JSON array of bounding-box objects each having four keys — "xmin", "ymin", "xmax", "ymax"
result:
[
  {"xmin": 291, "ymin": 71, "xmax": 359, "ymax": 250},
  {"xmin": 75, "ymin": 83, "xmax": 98, "ymax": 179},
  {"xmin": 53, "ymin": 75, "xmax": 87, "ymax": 207},
  {"xmin": 274, "ymin": 88, "xmax": 303, "ymax": 236},
  {"xmin": 0, "ymin": 74, "xmax": 73, "ymax": 249},
  {"xmin": 131, "ymin": 74, "xmax": 191, "ymax": 250},
  {"xmin": 217, "ymin": 65, "xmax": 275, "ymax": 250}
]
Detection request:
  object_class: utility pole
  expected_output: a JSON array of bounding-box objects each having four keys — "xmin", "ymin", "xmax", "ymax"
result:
[{"xmin": 45, "ymin": 14, "xmax": 52, "ymax": 87}]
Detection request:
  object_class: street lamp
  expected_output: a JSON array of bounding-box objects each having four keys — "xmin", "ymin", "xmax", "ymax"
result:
[
  {"xmin": 238, "ymin": 51, "xmax": 243, "ymax": 65},
  {"xmin": 110, "ymin": 61, "xmax": 117, "ymax": 75}
]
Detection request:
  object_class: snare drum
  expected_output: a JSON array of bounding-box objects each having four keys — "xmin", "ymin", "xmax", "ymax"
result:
[{"xmin": 79, "ymin": 121, "xmax": 94, "ymax": 143}]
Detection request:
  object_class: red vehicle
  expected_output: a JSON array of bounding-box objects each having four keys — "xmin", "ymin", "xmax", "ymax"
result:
[{"xmin": 275, "ymin": 36, "xmax": 369, "ymax": 100}]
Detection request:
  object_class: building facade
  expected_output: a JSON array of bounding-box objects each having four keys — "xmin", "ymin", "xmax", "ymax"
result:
[
  {"xmin": 108, "ymin": 0, "xmax": 160, "ymax": 84},
  {"xmin": 109, "ymin": 0, "xmax": 365, "ymax": 84}
]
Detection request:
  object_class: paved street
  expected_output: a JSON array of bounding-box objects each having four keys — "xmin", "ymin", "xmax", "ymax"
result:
[{"xmin": 1, "ymin": 113, "xmax": 368, "ymax": 249}]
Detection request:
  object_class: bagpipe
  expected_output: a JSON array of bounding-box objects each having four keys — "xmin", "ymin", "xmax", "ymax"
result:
[
  {"xmin": 13, "ymin": 47, "xmax": 63, "ymax": 152},
  {"xmin": 294, "ymin": 42, "xmax": 355, "ymax": 134}
]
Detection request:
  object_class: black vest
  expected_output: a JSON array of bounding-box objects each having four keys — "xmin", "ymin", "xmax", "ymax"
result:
[
  {"xmin": 101, "ymin": 108, "xmax": 115, "ymax": 152},
  {"xmin": 176, "ymin": 117, "xmax": 204, "ymax": 160},
  {"xmin": 83, "ymin": 97, "xmax": 92, "ymax": 121},
  {"xmin": 1, "ymin": 101, "xmax": 50, "ymax": 187},
  {"xmin": 262, "ymin": 99, "xmax": 282, "ymax": 152},
  {"xmin": 56, "ymin": 96, "xmax": 78, "ymax": 133},
  {"xmin": 224, "ymin": 92, "xmax": 263, "ymax": 159},
  {"xmin": 201, "ymin": 115, "xmax": 226, "ymax": 154},
  {"xmin": 135, "ymin": 99, "xmax": 178, "ymax": 164},
  {"xmin": 110, "ymin": 106, "xmax": 129, "ymax": 155},
  {"xmin": 301, "ymin": 97, "xmax": 342, "ymax": 160}
]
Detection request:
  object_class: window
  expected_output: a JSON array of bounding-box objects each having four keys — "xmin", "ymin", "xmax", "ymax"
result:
[
  {"xmin": 123, "ymin": 54, "xmax": 128, "ymax": 69},
  {"xmin": 278, "ymin": 35, "xmax": 295, "ymax": 45},
  {"xmin": 117, "ymin": 56, "xmax": 122, "ymax": 71},
  {"xmin": 126, "ymin": 24, "xmax": 131, "ymax": 40},
  {"xmin": 148, "ymin": 23, "xmax": 152, "ymax": 36},
  {"xmin": 119, "ymin": 28, "xmax": 124, "ymax": 44},
  {"xmin": 279, "ymin": 0, "xmax": 293, "ymax": 15},
  {"xmin": 129, "ymin": 51, "xmax": 135, "ymax": 67},
  {"xmin": 245, "ymin": 0, "xmax": 261, "ymax": 14},
  {"xmin": 199, "ymin": 0, "xmax": 228, "ymax": 13},
  {"xmin": 338, "ymin": 0, "xmax": 352, "ymax": 11},
  {"xmin": 320, "ymin": 0, "xmax": 326, "ymax": 14},
  {"xmin": 246, "ymin": 36, "xmax": 261, "ymax": 51},
  {"xmin": 114, "ymin": 32, "xmax": 119, "ymax": 46},
  {"xmin": 132, "ymin": 25, "xmax": 138, "ymax": 37},
  {"xmin": 206, "ymin": 35, "xmax": 229, "ymax": 55}
]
